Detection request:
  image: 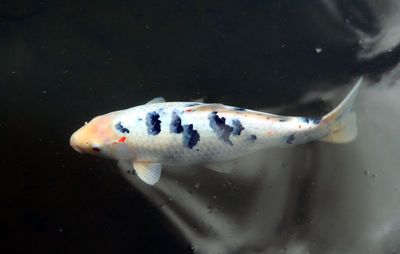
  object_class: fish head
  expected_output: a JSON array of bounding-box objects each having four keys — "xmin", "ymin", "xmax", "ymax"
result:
[{"xmin": 70, "ymin": 114, "xmax": 123, "ymax": 159}]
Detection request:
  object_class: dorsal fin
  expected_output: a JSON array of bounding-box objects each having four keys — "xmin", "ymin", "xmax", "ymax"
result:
[
  {"xmin": 191, "ymin": 97, "xmax": 206, "ymax": 103},
  {"xmin": 146, "ymin": 97, "xmax": 165, "ymax": 105}
]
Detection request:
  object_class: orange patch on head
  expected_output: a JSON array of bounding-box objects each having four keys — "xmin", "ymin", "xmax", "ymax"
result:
[
  {"xmin": 267, "ymin": 131, "xmax": 272, "ymax": 136},
  {"xmin": 299, "ymin": 125, "xmax": 301, "ymax": 128},
  {"xmin": 89, "ymin": 115, "xmax": 114, "ymax": 137},
  {"xmin": 308, "ymin": 126, "xmax": 312, "ymax": 130},
  {"xmin": 118, "ymin": 137, "xmax": 126, "ymax": 143},
  {"xmin": 185, "ymin": 109, "xmax": 192, "ymax": 112}
]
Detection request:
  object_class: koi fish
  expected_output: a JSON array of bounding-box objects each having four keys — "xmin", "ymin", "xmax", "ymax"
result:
[{"xmin": 70, "ymin": 78, "xmax": 362, "ymax": 185}]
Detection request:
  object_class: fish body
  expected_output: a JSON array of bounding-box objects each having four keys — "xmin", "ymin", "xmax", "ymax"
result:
[
  {"xmin": 105, "ymin": 102, "xmax": 323, "ymax": 165},
  {"xmin": 70, "ymin": 78, "xmax": 362, "ymax": 185}
]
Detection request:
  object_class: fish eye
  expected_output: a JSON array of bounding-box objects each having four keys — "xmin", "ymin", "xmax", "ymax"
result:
[{"xmin": 92, "ymin": 145, "xmax": 101, "ymax": 151}]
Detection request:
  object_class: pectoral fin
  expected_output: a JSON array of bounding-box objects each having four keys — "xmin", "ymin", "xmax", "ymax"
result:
[
  {"xmin": 133, "ymin": 161, "xmax": 162, "ymax": 185},
  {"xmin": 203, "ymin": 161, "xmax": 234, "ymax": 174}
]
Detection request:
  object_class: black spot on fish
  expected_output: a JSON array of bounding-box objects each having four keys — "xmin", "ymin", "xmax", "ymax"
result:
[
  {"xmin": 250, "ymin": 135, "xmax": 257, "ymax": 141},
  {"xmin": 208, "ymin": 111, "xmax": 233, "ymax": 145},
  {"xmin": 183, "ymin": 124, "xmax": 200, "ymax": 149},
  {"xmin": 146, "ymin": 111, "xmax": 161, "ymax": 135},
  {"xmin": 311, "ymin": 117, "xmax": 321, "ymax": 124},
  {"xmin": 303, "ymin": 117, "xmax": 321, "ymax": 124},
  {"xmin": 279, "ymin": 119, "xmax": 287, "ymax": 122},
  {"xmin": 169, "ymin": 111, "xmax": 200, "ymax": 149},
  {"xmin": 138, "ymin": 118, "xmax": 143, "ymax": 121},
  {"xmin": 231, "ymin": 119, "xmax": 244, "ymax": 135},
  {"xmin": 234, "ymin": 107, "xmax": 246, "ymax": 111},
  {"xmin": 185, "ymin": 103, "xmax": 201, "ymax": 107},
  {"xmin": 170, "ymin": 112, "xmax": 183, "ymax": 133},
  {"xmin": 115, "ymin": 121, "xmax": 130, "ymax": 133},
  {"xmin": 286, "ymin": 134, "xmax": 295, "ymax": 144}
]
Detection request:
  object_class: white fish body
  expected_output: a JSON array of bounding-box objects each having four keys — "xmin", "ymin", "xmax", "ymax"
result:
[{"xmin": 70, "ymin": 78, "xmax": 362, "ymax": 185}]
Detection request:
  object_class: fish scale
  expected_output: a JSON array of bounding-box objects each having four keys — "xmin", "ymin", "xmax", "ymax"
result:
[
  {"xmin": 113, "ymin": 102, "xmax": 324, "ymax": 166},
  {"xmin": 70, "ymin": 78, "xmax": 362, "ymax": 185}
]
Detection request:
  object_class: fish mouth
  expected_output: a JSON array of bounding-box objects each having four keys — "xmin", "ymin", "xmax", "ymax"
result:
[
  {"xmin": 70, "ymin": 132, "xmax": 84, "ymax": 154},
  {"xmin": 71, "ymin": 143, "xmax": 84, "ymax": 154}
]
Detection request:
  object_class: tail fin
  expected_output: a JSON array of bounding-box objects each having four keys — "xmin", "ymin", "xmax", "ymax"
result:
[{"xmin": 320, "ymin": 77, "xmax": 363, "ymax": 143}]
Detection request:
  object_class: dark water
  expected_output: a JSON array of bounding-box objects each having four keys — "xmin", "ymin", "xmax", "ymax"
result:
[{"xmin": 2, "ymin": 1, "xmax": 400, "ymax": 253}]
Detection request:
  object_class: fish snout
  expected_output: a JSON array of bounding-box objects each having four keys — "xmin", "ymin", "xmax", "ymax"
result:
[{"xmin": 70, "ymin": 131, "xmax": 84, "ymax": 154}]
